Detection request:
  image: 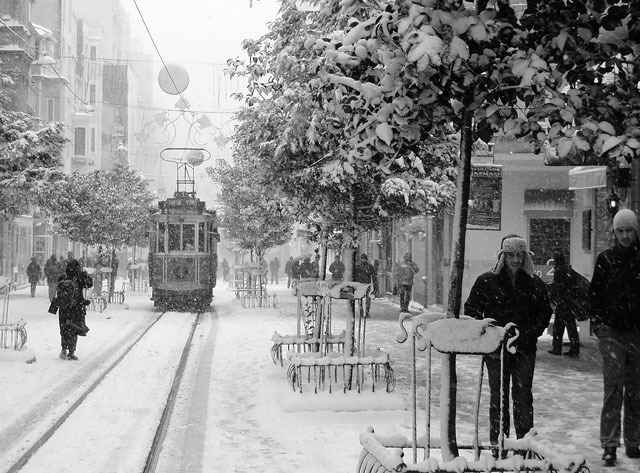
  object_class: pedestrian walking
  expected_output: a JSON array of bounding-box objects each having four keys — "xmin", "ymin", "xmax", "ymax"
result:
[
  {"xmin": 221, "ymin": 258, "xmax": 230, "ymax": 282},
  {"xmin": 464, "ymin": 234, "xmax": 552, "ymax": 459},
  {"xmin": 269, "ymin": 257, "xmax": 280, "ymax": 285},
  {"xmin": 44, "ymin": 254, "xmax": 64, "ymax": 302},
  {"xmin": 55, "ymin": 259, "xmax": 93, "ymax": 361},
  {"xmin": 396, "ymin": 253, "xmax": 419, "ymax": 312},
  {"xmin": 547, "ymin": 250, "xmax": 590, "ymax": 357},
  {"xmin": 285, "ymin": 256, "xmax": 294, "ymax": 288},
  {"xmin": 354, "ymin": 253, "xmax": 378, "ymax": 315},
  {"xmin": 328, "ymin": 255, "xmax": 345, "ymax": 282},
  {"xmin": 589, "ymin": 208, "xmax": 640, "ymax": 467},
  {"xmin": 26, "ymin": 256, "xmax": 42, "ymax": 297}
]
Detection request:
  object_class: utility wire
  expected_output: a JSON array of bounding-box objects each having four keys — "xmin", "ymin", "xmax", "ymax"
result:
[{"xmin": 131, "ymin": 0, "xmax": 191, "ymax": 111}]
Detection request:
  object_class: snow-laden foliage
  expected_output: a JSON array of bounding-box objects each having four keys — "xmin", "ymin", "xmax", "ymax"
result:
[
  {"xmin": 207, "ymin": 158, "xmax": 294, "ymax": 261},
  {"xmin": 518, "ymin": 1, "xmax": 640, "ymax": 166},
  {"xmin": 228, "ymin": 0, "xmax": 458, "ymax": 244},
  {"xmin": 0, "ymin": 71, "xmax": 66, "ymax": 217},
  {"xmin": 40, "ymin": 162, "xmax": 154, "ymax": 251}
]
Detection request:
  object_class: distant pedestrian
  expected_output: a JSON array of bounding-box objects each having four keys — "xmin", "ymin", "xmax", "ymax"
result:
[
  {"xmin": 396, "ymin": 253, "xmax": 419, "ymax": 312},
  {"xmin": 299, "ymin": 255, "xmax": 316, "ymax": 280},
  {"xmin": 269, "ymin": 257, "xmax": 280, "ymax": 285},
  {"xmin": 328, "ymin": 255, "xmax": 345, "ymax": 282},
  {"xmin": 285, "ymin": 257, "xmax": 294, "ymax": 288},
  {"xmin": 464, "ymin": 234, "xmax": 552, "ymax": 459},
  {"xmin": 589, "ymin": 209, "xmax": 640, "ymax": 467},
  {"xmin": 354, "ymin": 253, "xmax": 378, "ymax": 315},
  {"xmin": 221, "ymin": 258, "xmax": 230, "ymax": 282},
  {"xmin": 44, "ymin": 254, "xmax": 64, "ymax": 302},
  {"xmin": 56, "ymin": 259, "xmax": 93, "ymax": 361},
  {"xmin": 547, "ymin": 250, "xmax": 590, "ymax": 357},
  {"xmin": 26, "ymin": 256, "xmax": 42, "ymax": 297}
]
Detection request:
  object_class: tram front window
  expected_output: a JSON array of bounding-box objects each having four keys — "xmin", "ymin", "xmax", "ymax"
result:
[
  {"xmin": 168, "ymin": 224, "xmax": 181, "ymax": 252},
  {"xmin": 183, "ymin": 224, "xmax": 195, "ymax": 251}
]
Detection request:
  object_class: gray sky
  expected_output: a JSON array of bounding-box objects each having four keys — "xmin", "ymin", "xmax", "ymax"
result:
[{"xmin": 126, "ymin": 0, "xmax": 280, "ymax": 65}]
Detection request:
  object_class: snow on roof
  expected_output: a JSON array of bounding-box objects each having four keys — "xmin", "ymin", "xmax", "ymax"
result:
[{"xmin": 32, "ymin": 23, "xmax": 53, "ymax": 38}]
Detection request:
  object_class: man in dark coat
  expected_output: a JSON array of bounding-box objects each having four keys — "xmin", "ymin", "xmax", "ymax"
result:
[
  {"xmin": 589, "ymin": 209, "xmax": 640, "ymax": 466},
  {"xmin": 26, "ymin": 256, "xmax": 42, "ymax": 297},
  {"xmin": 396, "ymin": 253, "xmax": 419, "ymax": 312},
  {"xmin": 464, "ymin": 234, "xmax": 552, "ymax": 459},
  {"xmin": 284, "ymin": 257, "xmax": 294, "ymax": 288},
  {"xmin": 44, "ymin": 254, "xmax": 64, "ymax": 302},
  {"xmin": 548, "ymin": 251, "xmax": 589, "ymax": 357},
  {"xmin": 328, "ymin": 255, "xmax": 345, "ymax": 282},
  {"xmin": 57, "ymin": 259, "xmax": 93, "ymax": 361},
  {"xmin": 355, "ymin": 253, "xmax": 378, "ymax": 315}
]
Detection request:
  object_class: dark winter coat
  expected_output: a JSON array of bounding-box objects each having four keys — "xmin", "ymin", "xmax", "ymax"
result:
[
  {"xmin": 397, "ymin": 260, "xmax": 419, "ymax": 285},
  {"xmin": 589, "ymin": 242, "xmax": 640, "ymax": 332},
  {"xmin": 328, "ymin": 260, "xmax": 345, "ymax": 280},
  {"xmin": 44, "ymin": 257, "xmax": 64, "ymax": 284},
  {"xmin": 464, "ymin": 269, "xmax": 552, "ymax": 352},
  {"xmin": 549, "ymin": 266, "xmax": 590, "ymax": 321},
  {"xmin": 26, "ymin": 261, "xmax": 42, "ymax": 283},
  {"xmin": 355, "ymin": 261, "xmax": 376, "ymax": 288},
  {"xmin": 57, "ymin": 260, "xmax": 94, "ymax": 324}
]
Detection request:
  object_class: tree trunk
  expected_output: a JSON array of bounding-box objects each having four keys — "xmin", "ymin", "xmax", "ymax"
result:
[{"xmin": 440, "ymin": 109, "xmax": 473, "ymax": 461}]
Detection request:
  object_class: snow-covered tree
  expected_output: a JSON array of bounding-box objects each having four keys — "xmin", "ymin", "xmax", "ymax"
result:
[
  {"xmin": 0, "ymin": 71, "xmax": 66, "ymax": 217},
  {"xmin": 519, "ymin": 1, "xmax": 640, "ymax": 168},
  {"xmin": 41, "ymin": 162, "xmax": 154, "ymax": 252},
  {"xmin": 228, "ymin": 0, "xmax": 458, "ymax": 249},
  {"xmin": 207, "ymin": 157, "xmax": 294, "ymax": 263}
]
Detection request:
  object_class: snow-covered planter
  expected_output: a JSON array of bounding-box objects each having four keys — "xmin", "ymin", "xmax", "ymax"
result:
[
  {"xmin": 270, "ymin": 330, "xmax": 346, "ymax": 366},
  {"xmin": 287, "ymin": 348, "xmax": 394, "ymax": 394},
  {"xmin": 356, "ymin": 315, "xmax": 587, "ymax": 473}
]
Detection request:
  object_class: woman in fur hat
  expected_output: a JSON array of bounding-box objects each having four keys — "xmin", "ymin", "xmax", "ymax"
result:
[
  {"xmin": 464, "ymin": 234, "xmax": 552, "ymax": 459},
  {"xmin": 589, "ymin": 208, "xmax": 640, "ymax": 467}
]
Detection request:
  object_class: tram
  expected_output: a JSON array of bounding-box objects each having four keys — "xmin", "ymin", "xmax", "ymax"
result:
[{"xmin": 148, "ymin": 148, "xmax": 219, "ymax": 311}]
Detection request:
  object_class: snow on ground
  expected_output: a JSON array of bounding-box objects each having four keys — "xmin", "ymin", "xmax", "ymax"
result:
[{"xmin": 0, "ymin": 279, "xmax": 638, "ymax": 472}]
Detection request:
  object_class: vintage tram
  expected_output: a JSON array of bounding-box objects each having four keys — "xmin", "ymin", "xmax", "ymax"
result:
[{"xmin": 148, "ymin": 148, "xmax": 219, "ymax": 311}]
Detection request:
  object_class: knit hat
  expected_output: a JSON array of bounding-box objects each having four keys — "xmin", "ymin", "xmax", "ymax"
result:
[
  {"xmin": 613, "ymin": 208, "xmax": 638, "ymax": 232},
  {"xmin": 493, "ymin": 234, "xmax": 534, "ymax": 276}
]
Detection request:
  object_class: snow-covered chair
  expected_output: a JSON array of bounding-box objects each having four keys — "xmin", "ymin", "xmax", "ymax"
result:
[{"xmin": 356, "ymin": 313, "xmax": 588, "ymax": 473}]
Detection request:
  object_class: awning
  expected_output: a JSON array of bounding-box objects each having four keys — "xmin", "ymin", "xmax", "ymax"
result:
[{"xmin": 568, "ymin": 166, "xmax": 607, "ymax": 190}]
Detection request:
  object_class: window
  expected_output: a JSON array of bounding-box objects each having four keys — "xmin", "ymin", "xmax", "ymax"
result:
[
  {"xmin": 529, "ymin": 218, "xmax": 570, "ymax": 265},
  {"xmin": 74, "ymin": 127, "xmax": 86, "ymax": 156},
  {"xmin": 90, "ymin": 46, "xmax": 97, "ymax": 60},
  {"xmin": 198, "ymin": 222, "xmax": 206, "ymax": 252},
  {"xmin": 89, "ymin": 84, "xmax": 96, "ymax": 105},
  {"xmin": 47, "ymin": 99, "xmax": 55, "ymax": 122},
  {"xmin": 582, "ymin": 210, "xmax": 592, "ymax": 251},
  {"xmin": 90, "ymin": 128, "xmax": 96, "ymax": 152},
  {"xmin": 168, "ymin": 224, "xmax": 181, "ymax": 252},
  {"xmin": 182, "ymin": 224, "xmax": 195, "ymax": 251},
  {"xmin": 158, "ymin": 222, "xmax": 166, "ymax": 253}
]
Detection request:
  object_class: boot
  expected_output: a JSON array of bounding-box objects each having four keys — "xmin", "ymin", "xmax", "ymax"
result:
[
  {"xmin": 67, "ymin": 351, "xmax": 79, "ymax": 361},
  {"xmin": 59, "ymin": 349, "xmax": 67, "ymax": 359},
  {"xmin": 602, "ymin": 447, "xmax": 616, "ymax": 467},
  {"xmin": 547, "ymin": 349, "xmax": 561, "ymax": 355}
]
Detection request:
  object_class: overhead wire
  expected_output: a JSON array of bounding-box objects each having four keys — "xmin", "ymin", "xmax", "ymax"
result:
[{"xmin": 130, "ymin": 0, "xmax": 191, "ymax": 112}]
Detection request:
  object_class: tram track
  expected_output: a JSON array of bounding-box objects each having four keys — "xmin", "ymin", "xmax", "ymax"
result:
[{"xmin": 4, "ymin": 310, "xmax": 204, "ymax": 473}]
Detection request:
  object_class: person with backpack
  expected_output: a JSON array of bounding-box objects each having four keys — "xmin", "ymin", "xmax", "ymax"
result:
[{"xmin": 56, "ymin": 259, "xmax": 93, "ymax": 360}]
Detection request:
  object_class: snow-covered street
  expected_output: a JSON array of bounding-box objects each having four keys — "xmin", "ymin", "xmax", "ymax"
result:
[{"xmin": 0, "ymin": 280, "xmax": 638, "ymax": 472}]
